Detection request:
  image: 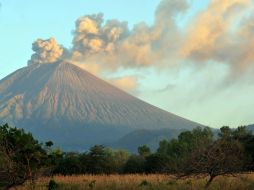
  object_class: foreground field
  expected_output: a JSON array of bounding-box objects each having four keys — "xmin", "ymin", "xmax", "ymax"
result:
[{"xmin": 13, "ymin": 173, "xmax": 254, "ymax": 190}]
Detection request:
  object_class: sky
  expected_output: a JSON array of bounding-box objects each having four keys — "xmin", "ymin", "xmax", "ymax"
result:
[{"xmin": 1, "ymin": 0, "xmax": 254, "ymax": 128}]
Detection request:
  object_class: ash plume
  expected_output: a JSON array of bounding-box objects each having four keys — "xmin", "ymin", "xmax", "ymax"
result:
[
  {"xmin": 27, "ymin": 0, "xmax": 254, "ymax": 92},
  {"xmin": 28, "ymin": 38, "xmax": 64, "ymax": 65}
]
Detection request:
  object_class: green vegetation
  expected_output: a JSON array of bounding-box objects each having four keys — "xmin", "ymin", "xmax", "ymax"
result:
[
  {"xmin": 1, "ymin": 123, "xmax": 254, "ymax": 189},
  {"xmin": 0, "ymin": 124, "xmax": 48, "ymax": 189}
]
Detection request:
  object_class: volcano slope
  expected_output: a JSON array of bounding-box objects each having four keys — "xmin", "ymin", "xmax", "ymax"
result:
[{"xmin": 0, "ymin": 61, "xmax": 200, "ymax": 150}]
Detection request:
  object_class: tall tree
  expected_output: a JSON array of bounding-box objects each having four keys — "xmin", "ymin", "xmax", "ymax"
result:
[
  {"xmin": 178, "ymin": 126, "xmax": 248, "ymax": 187},
  {"xmin": 0, "ymin": 124, "xmax": 47, "ymax": 189},
  {"xmin": 86, "ymin": 145, "xmax": 109, "ymax": 174}
]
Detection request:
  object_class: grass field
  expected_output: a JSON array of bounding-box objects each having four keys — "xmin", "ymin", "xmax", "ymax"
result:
[{"xmin": 12, "ymin": 174, "xmax": 254, "ymax": 190}]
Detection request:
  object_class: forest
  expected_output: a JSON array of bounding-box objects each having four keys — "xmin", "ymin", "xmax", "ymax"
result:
[{"xmin": 1, "ymin": 123, "xmax": 254, "ymax": 189}]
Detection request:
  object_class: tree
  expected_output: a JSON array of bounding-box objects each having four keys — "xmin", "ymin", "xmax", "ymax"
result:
[
  {"xmin": 179, "ymin": 126, "xmax": 248, "ymax": 187},
  {"xmin": 138, "ymin": 145, "xmax": 151, "ymax": 157},
  {"xmin": 158, "ymin": 127, "xmax": 213, "ymax": 156},
  {"xmin": 123, "ymin": 155, "xmax": 146, "ymax": 173},
  {"xmin": 46, "ymin": 149, "xmax": 64, "ymax": 176},
  {"xmin": 45, "ymin": 141, "xmax": 54, "ymax": 148},
  {"xmin": 223, "ymin": 126, "xmax": 253, "ymax": 170},
  {"xmin": 218, "ymin": 126, "xmax": 253, "ymax": 169},
  {"xmin": 157, "ymin": 140, "xmax": 168, "ymax": 155},
  {"xmin": 86, "ymin": 145, "xmax": 110, "ymax": 174},
  {"xmin": 104, "ymin": 149, "xmax": 130, "ymax": 173},
  {"xmin": 0, "ymin": 124, "xmax": 47, "ymax": 189},
  {"xmin": 157, "ymin": 127, "xmax": 213, "ymax": 173},
  {"xmin": 218, "ymin": 126, "xmax": 232, "ymax": 139},
  {"xmin": 54, "ymin": 152, "xmax": 82, "ymax": 175},
  {"xmin": 145, "ymin": 153, "xmax": 170, "ymax": 173}
]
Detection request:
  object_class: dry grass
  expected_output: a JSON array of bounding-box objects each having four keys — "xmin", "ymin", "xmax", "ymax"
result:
[{"xmin": 12, "ymin": 173, "xmax": 254, "ymax": 190}]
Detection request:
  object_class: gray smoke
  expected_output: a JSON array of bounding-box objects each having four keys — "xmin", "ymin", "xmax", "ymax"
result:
[{"xmin": 28, "ymin": 38, "xmax": 64, "ymax": 65}]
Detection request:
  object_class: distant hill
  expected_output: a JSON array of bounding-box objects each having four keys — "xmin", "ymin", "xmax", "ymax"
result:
[
  {"xmin": 247, "ymin": 124, "xmax": 254, "ymax": 132},
  {"xmin": 109, "ymin": 128, "xmax": 186, "ymax": 152},
  {"xmin": 0, "ymin": 61, "xmax": 201, "ymax": 151}
]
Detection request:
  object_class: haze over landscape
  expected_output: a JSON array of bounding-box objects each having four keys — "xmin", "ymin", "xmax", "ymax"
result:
[{"xmin": 1, "ymin": 0, "xmax": 254, "ymax": 128}]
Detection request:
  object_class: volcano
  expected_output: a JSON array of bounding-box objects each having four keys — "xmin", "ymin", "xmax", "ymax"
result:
[{"xmin": 0, "ymin": 61, "xmax": 200, "ymax": 150}]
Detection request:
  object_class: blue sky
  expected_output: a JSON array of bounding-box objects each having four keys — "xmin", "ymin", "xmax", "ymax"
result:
[{"xmin": 1, "ymin": 0, "xmax": 254, "ymax": 128}]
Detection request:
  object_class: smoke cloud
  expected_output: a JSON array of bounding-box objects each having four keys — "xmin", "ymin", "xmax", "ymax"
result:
[
  {"xmin": 70, "ymin": 0, "xmax": 188, "ymax": 69},
  {"xmin": 181, "ymin": 0, "xmax": 254, "ymax": 73},
  {"xmin": 28, "ymin": 0, "xmax": 254, "ymax": 71},
  {"xmin": 28, "ymin": 38, "xmax": 64, "ymax": 65},
  {"xmin": 27, "ymin": 0, "xmax": 254, "ymax": 91}
]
